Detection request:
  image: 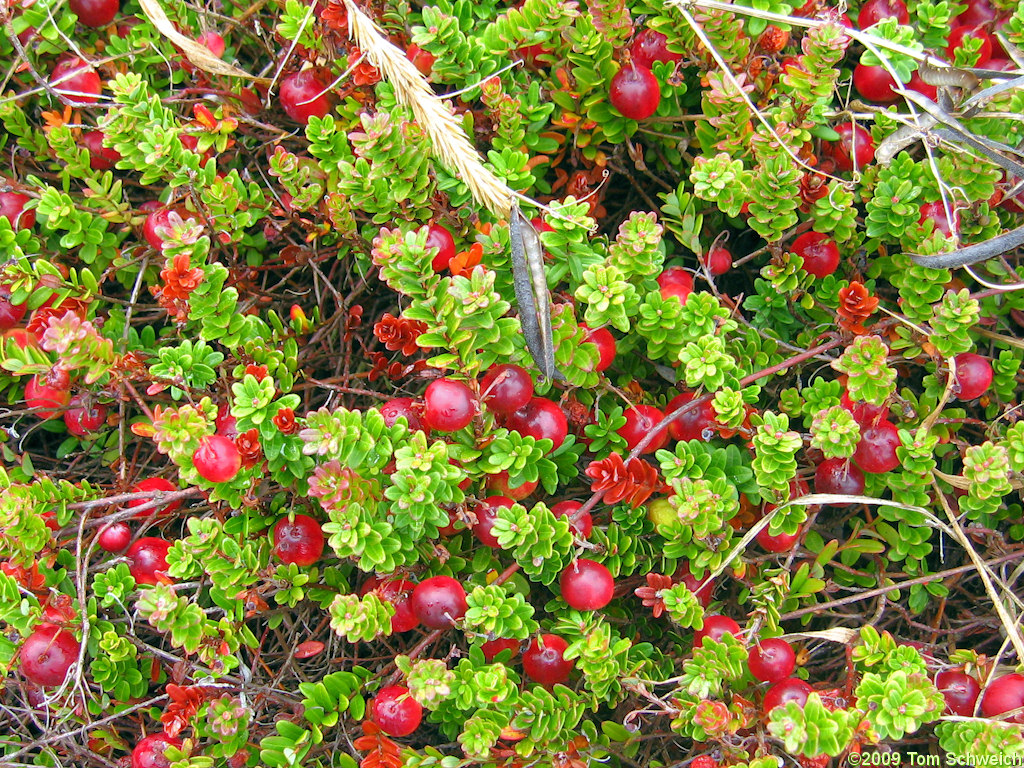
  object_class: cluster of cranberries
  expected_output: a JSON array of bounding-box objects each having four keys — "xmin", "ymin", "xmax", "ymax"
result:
[{"xmin": 609, "ymin": 29, "xmax": 681, "ymax": 120}]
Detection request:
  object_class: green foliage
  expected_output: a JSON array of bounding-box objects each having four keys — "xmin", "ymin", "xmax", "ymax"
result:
[
  {"xmin": 492, "ymin": 502, "xmax": 575, "ymax": 584},
  {"xmin": 151, "ymin": 340, "xmax": 224, "ymax": 399},
  {"xmin": 328, "ymin": 593, "xmax": 395, "ymax": 643},
  {"xmin": 810, "ymin": 405, "xmax": 861, "ymax": 459},
  {"xmin": 833, "ymin": 335, "xmax": 897, "ymax": 406},
  {"xmin": 751, "ymin": 412, "xmax": 803, "ymax": 495},
  {"xmin": 463, "ymin": 583, "xmax": 538, "ymax": 640},
  {"xmin": 854, "ymin": 670, "xmax": 944, "ymax": 741},
  {"xmin": 930, "ymin": 289, "xmax": 980, "ymax": 357},
  {"xmin": 768, "ymin": 694, "xmax": 855, "ymax": 756}
]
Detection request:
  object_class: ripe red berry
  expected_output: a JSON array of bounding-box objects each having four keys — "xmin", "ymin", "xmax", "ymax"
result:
[
  {"xmin": 411, "ymin": 575, "xmax": 467, "ymax": 628},
  {"xmin": 853, "ymin": 419, "xmax": 902, "ymax": 474},
  {"xmin": 693, "ymin": 615, "xmax": 741, "ymax": 648},
  {"xmin": 371, "ymin": 685, "xmax": 422, "ymax": 737},
  {"xmin": 617, "ymin": 405, "xmax": 669, "ymax": 453},
  {"xmin": 97, "ymin": 521, "xmax": 132, "ymax": 553},
  {"xmin": 131, "ymin": 734, "xmax": 183, "ymax": 768},
  {"xmin": 674, "ymin": 562, "xmax": 714, "ymax": 608},
  {"xmin": 360, "ymin": 577, "xmax": 420, "ymax": 632},
  {"xmin": 814, "ymin": 457, "xmax": 865, "ymax": 497},
  {"xmin": 659, "ymin": 280, "xmax": 693, "ymax": 305},
  {"xmin": 473, "ymin": 496, "xmax": 514, "ymax": 547},
  {"xmin": 792, "ymin": 232, "xmax": 840, "ymax": 278},
  {"xmin": 63, "ymin": 395, "xmax": 107, "ymax": 437},
  {"xmin": 956, "ymin": 0, "xmax": 997, "ymax": 26},
  {"xmin": 906, "ymin": 70, "xmax": 938, "ymax": 100},
  {"xmin": 827, "ymin": 123, "xmax": 874, "ymax": 173},
  {"xmin": 657, "ymin": 266, "xmax": 693, "ymax": 291},
  {"xmin": 50, "ymin": 57, "xmax": 103, "ymax": 104},
  {"xmin": 81, "ymin": 130, "xmax": 122, "ymax": 171},
  {"xmin": 423, "ymin": 378, "xmax": 477, "ymax": 432},
  {"xmin": 0, "ymin": 282, "xmax": 28, "ymax": 328},
  {"xmin": 550, "ymin": 500, "xmax": 594, "ymax": 538},
  {"xmin": 126, "ymin": 537, "xmax": 173, "ymax": 585},
  {"xmin": 0, "ymin": 192, "xmax": 35, "ymax": 231},
  {"xmin": 935, "ymin": 669, "xmax": 981, "ymax": 716},
  {"xmin": 279, "ymin": 70, "xmax": 333, "ymax": 124},
  {"xmin": 857, "ymin": 0, "xmax": 909, "ymax": 28},
  {"xmin": 480, "ymin": 364, "xmax": 534, "ymax": 415},
  {"xmin": 704, "ymin": 246, "xmax": 733, "ymax": 275},
  {"xmin": 25, "ymin": 371, "xmax": 72, "ymax": 419},
  {"xmin": 197, "ymin": 31, "xmax": 226, "ymax": 58},
  {"xmin": 192, "ymin": 434, "xmax": 241, "ymax": 483},
  {"xmin": 853, "ymin": 63, "xmax": 900, "ymax": 103},
  {"xmin": 762, "ymin": 677, "xmax": 813, "ymax": 712},
  {"xmin": 756, "ymin": 524, "xmax": 801, "ymax": 553},
  {"xmin": 748, "ymin": 638, "xmax": 797, "ymax": 683},
  {"xmin": 840, "ymin": 390, "xmax": 888, "ymax": 427},
  {"xmin": 582, "ymin": 325, "xmax": 616, "ymax": 372},
  {"xmin": 426, "ymin": 223, "xmax": 457, "ymax": 271},
  {"xmin": 485, "ymin": 471, "xmax": 537, "ymax": 500},
  {"xmin": 980, "ymin": 673, "xmax": 1024, "ymax": 722},
  {"xmin": 952, "ymin": 353, "xmax": 993, "ymax": 400},
  {"xmin": 19, "ymin": 624, "xmax": 80, "ymax": 687},
  {"xmin": 143, "ymin": 207, "xmax": 175, "ymax": 250},
  {"xmin": 919, "ymin": 201, "xmax": 959, "ymax": 237},
  {"xmin": 273, "ymin": 514, "xmax": 325, "ymax": 566},
  {"xmin": 215, "ymin": 403, "xmax": 239, "ymax": 439},
  {"xmin": 380, "ymin": 397, "xmax": 427, "ymax": 432},
  {"xmin": 481, "ymin": 637, "xmax": 520, "ymax": 662},
  {"xmin": 406, "ymin": 43, "xmax": 435, "ymax": 77},
  {"xmin": 504, "ymin": 397, "xmax": 568, "ymax": 452},
  {"xmin": 523, "ymin": 634, "xmax": 575, "ymax": 685},
  {"xmin": 666, "ymin": 392, "xmax": 717, "ymax": 442},
  {"xmin": 69, "ymin": 0, "xmax": 119, "ymax": 27},
  {"xmin": 947, "ymin": 26, "xmax": 992, "ymax": 66},
  {"xmin": 128, "ymin": 477, "xmax": 182, "ymax": 518},
  {"xmin": 630, "ymin": 29, "xmax": 682, "ymax": 68},
  {"xmin": 609, "ymin": 63, "xmax": 661, "ymax": 120},
  {"xmin": 560, "ymin": 558, "xmax": 615, "ymax": 610}
]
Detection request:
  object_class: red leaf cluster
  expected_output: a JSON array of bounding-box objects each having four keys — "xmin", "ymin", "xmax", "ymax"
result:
[
  {"xmin": 161, "ymin": 683, "xmax": 207, "ymax": 738},
  {"xmin": 837, "ymin": 281, "xmax": 879, "ymax": 335},
  {"xmin": 633, "ymin": 572, "xmax": 673, "ymax": 618},
  {"xmin": 354, "ymin": 721, "xmax": 403, "ymax": 768},
  {"xmin": 272, "ymin": 407, "xmax": 298, "ymax": 434},
  {"xmin": 584, "ymin": 453, "xmax": 662, "ymax": 507},
  {"xmin": 235, "ymin": 429, "xmax": 263, "ymax": 469},
  {"xmin": 374, "ymin": 313, "xmax": 426, "ymax": 356},
  {"xmin": 368, "ymin": 353, "xmax": 428, "ymax": 383}
]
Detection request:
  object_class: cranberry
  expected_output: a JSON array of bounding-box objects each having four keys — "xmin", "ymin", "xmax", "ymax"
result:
[
  {"xmin": 215, "ymin": 403, "xmax": 238, "ymax": 439},
  {"xmin": 197, "ymin": 31, "xmax": 226, "ymax": 58},
  {"xmin": 426, "ymin": 223, "xmax": 457, "ymax": 271},
  {"xmin": 504, "ymin": 397, "xmax": 568, "ymax": 452},
  {"xmin": 582, "ymin": 325, "xmax": 616, "ymax": 372},
  {"xmin": 481, "ymin": 637, "xmax": 520, "ymax": 662},
  {"xmin": 523, "ymin": 634, "xmax": 574, "ymax": 685},
  {"xmin": 840, "ymin": 390, "xmax": 888, "ymax": 427},
  {"xmin": 97, "ymin": 521, "xmax": 132, "ymax": 553},
  {"xmin": 704, "ymin": 246, "xmax": 733, "ymax": 275},
  {"xmin": 192, "ymin": 434, "xmax": 241, "ymax": 483},
  {"xmin": 907, "ymin": 70, "xmax": 938, "ymax": 100},
  {"xmin": 406, "ymin": 43, "xmax": 435, "ymax": 77},
  {"xmin": 666, "ymin": 392, "xmax": 717, "ymax": 442},
  {"xmin": 50, "ymin": 57, "xmax": 103, "ymax": 104},
  {"xmin": 756, "ymin": 524, "xmax": 801, "ymax": 553},
  {"xmin": 0, "ymin": 192, "xmax": 36, "ymax": 230},
  {"xmin": 69, "ymin": 0, "xmax": 118, "ymax": 27},
  {"xmin": 63, "ymin": 395, "xmax": 107, "ymax": 437},
  {"xmin": 81, "ymin": 130, "xmax": 122, "ymax": 171},
  {"xmin": 693, "ymin": 615, "xmax": 741, "ymax": 648},
  {"xmin": 126, "ymin": 537, "xmax": 173, "ymax": 585},
  {"xmin": 0, "ymin": 283, "xmax": 28, "ymax": 329},
  {"xmin": 853, "ymin": 63, "xmax": 900, "ymax": 103},
  {"xmin": 762, "ymin": 677, "xmax": 813, "ymax": 712},
  {"xmin": 371, "ymin": 685, "xmax": 422, "ymax": 737},
  {"xmin": 980, "ymin": 673, "xmax": 1024, "ymax": 721},
  {"xmin": 659, "ymin": 280, "xmax": 693, "ymax": 305},
  {"xmin": 423, "ymin": 378, "xmax": 477, "ymax": 432},
  {"xmin": 814, "ymin": 458, "xmax": 866, "ymax": 497},
  {"xmin": 657, "ymin": 266, "xmax": 693, "ymax": 291},
  {"xmin": 560, "ymin": 558, "xmax": 615, "ymax": 610},
  {"xmin": 857, "ymin": 0, "xmax": 909, "ymax": 27},
  {"xmin": 674, "ymin": 562, "xmax": 714, "ymax": 608},
  {"xmin": 143, "ymin": 207, "xmax": 175, "ymax": 250},
  {"xmin": 131, "ymin": 734, "xmax": 183, "ymax": 768},
  {"xmin": 360, "ymin": 577, "xmax": 419, "ymax": 632},
  {"xmin": 25, "ymin": 372, "xmax": 72, "ymax": 419},
  {"xmin": 853, "ymin": 419, "xmax": 901, "ymax": 474},
  {"xmin": 617, "ymin": 405, "xmax": 669, "ymax": 453},
  {"xmin": 273, "ymin": 514, "xmax": 324, "ymax": 566},
  {"xmin": 380, "ymin": 397, "xmax": 427, "ymax": 432},
  {"xmin": 956, "ymin": 0, "xmax": 997, "ymax": 26},
  {"xmin": 947, "ymin": 26, "xmax": 992, "ymax": 66},
  {"xmin": 550, "ymin": 500, "xmax": 593, "ymax": 538},
  {"xmin": 792, "ymin": 232, "xmax": 840, "ymax": 278},
  {"xmin": 19, "ymin": 624, "xmax": 80, "ymax": 687},
  {"xmin": 411, "ymin": 575, "xmax": 467, "ymax": 628},
  {"xmin": 473, "ymin": 496, "xmax": 514, "ymax": 548},
  {"xmin": 827, "ymin": 123, "xmax": 874, "ymax": 173},
  {"xmin": 919, "ymin": 201, "xmax": 959, "ymax": 237},
  {"xmin": 630, "ymin": 29, "xmax": 682, "ymax": 68},
  {"xmin": 748, "ymin": 638, "xmax": 797, "ymax": 683},
  {"xmin": 279, "ymin": 70, "xmax": 333, "ymax": 124},
  {"xmin": 952, "ymin": 353, "xmax": 993, "ymax": 400},
  {"xmin": 128, "ymin": 477, "xmax": 182, "ymax": 518},
  {"xmin": 935, "ymin": 669, "xmax": 981, "ymax": 716},
  {"xmin": 609, "ymin": 63, "xmax": 661, "ymax": 120},
  {"xmin": 485, "ymin": 471, "xmax": 537, "ymax": 500},
  {"xmin": 480, "ymin": 364, "xmax": 534, "ymax": 415}
]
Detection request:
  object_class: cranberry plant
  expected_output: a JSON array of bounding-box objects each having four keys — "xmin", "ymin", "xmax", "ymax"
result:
[{"xmin": 1, "ymin": 0, "xmax": 1024, "ymax": 765}]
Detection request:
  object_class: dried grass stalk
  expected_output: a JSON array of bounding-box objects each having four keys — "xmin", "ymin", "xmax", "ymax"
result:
[{"xmin": 343, "ymin": 0, "xmax": 514, "ymax": 218}]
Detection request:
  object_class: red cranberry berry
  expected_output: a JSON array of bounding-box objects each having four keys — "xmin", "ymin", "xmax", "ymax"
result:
[
  {"xmin": 63, "ymin": 395, "xmax": 107, "ymax": 437},
  {"xmin": 81, "ymin": 130, "xmax": 122, "ymax": 171},
  {"xmin": 853, "ymin": 419, "xmax": 902, "ymax": 474},
  {"xmin": 956, "ymin": 0, "xmax": 997, "ymax": 26},
  {"xmin": 380, "ymin": 397, "xmax": 427, "ymax": 432},
  {"xmin": 756, "ymin": 524, "xmax": 801, "ymax": 553},
  {"xmin": 19, "ymin": 625, "xmax": 80, "ymax": 687},
  {"xmin": 792, "ymin": 232, "xmax": 840, "ymax": 278},
  {"xmin": 815, "ymin": 458, "xmax": 866, "ymax": 497},
  {"xmin": 473, "ymin": 496, "xmax": 514, "ymax": 548},
  {"xmin": 192, "ymin": 434, "xmax": 241, "ymax": 483},
  {"xmin": 97, "ymin": 521, "xmax": 132, "ymax": 553},
  {"xmin": 550, "ymin": 500, "xmax": 593, "ymax": 538},
  {"xmin": 406, "ymin": 43, "xmax": 435, "ymax": 77},
  {"xmin": 371, "ymin": 685, "xmax": 422, "ymax": 737},
  {"xmin": 560, "ymin": 558, "xmax": 615, "ymax": 610},
  {"xmin": 69, "ymin": 0, "xmax": 119, "ymax": 27},
  {"xmin": 582, "ymin": 325, "xmax": 616, "ymax": 372},
  {"xmin": 128, "ymin": 477, "xmax": 181, "ymax": 518},
  {"xmin": 748, "ymin": 638, "xmax": 797, "ymax": 683},
  {"xmin": 666, "ymin": 392, "xmax": 717, "ymax": 442},
  {"xmin": 273, "ymin": 514, "xmax": 325, "ymax": 566},
  {"xmin": 0, "ymin": 192, "xmax": 36, "ymax": 231},
  {"xmin": 609, "ymin": 63, "xmax": 661, "ymax": 120},
  {"xmin": 360, "ymin": 577, "xmax": 420, "ymax": 632},
  {"xmin": 630, "ymin": 29, "xmax": 682, "ymax": 68},
  {"xmin": 411, "ymin": 575, "xmax": 467, "ymax": 628},
  {"xmin": 197, "ymin": 31, "xmax": 226, "ymax": 58},
  {"xmin": 980, "ymin": 673, "xmax": 1024, "ymax": 722},
  {"xmin": 675, "ymin": 562, "xmax": 714, "ymax": 608},
  {"xmin": 853, "ymin": 63, "xmax": 900, "ymax": 103},
  {"xmin": 50, "ymin": 57, "xmax": 103, "ymax": 104},
  {"xmin": 827, "ymin": 123, "xmax": 874, "ymax": 172},
  {"xmin": 25, "ymin": 372, "xmax": 72, "ymax": 419},
  {"xmin": 215, "ymin": 403, "xmax": 239, "ymax": 439},
  {"xmin": 704, "ymin": 246, "xmax": 733, "ymax": 275},
  {"xmin": 693, "ymin": 614, "xmax": 741, "ymax": 648},
  {"xmin": 906, "ymin": 70, "xmax": 939, "ymax": 100},
  {"xmin": 143, "ymin": 207, "xmax": 176, "ymax": 250},
  {"xmin": 935, "ymin": 669, "xmax": 981, "ymax": 716},
  {"xmin": 919, "ymin": 201, "xmax": 959, "ymax": 237},
  {"xmin": 480, "ymin": 364, "xmax": 534, "ymax": 415},
  {"xmin": 504, "ymin": 397, "xmax": 568, "ymax": 452},
  {"xmin": 947, "ymin": 26, "xmax": 992, "ymax": 66},
  {"xmin": 126, "ymin": 537, "xmax": 173, "ymax": 585},
  {"xmin": 423, "ymin": 378, "xmax": 477, "ymax": 432},
  {"xmin": 857, "ymin": 0, "xmax": 909, "ymax": 27},
  {"xmin": 763, "ymin": 677, "xmax": 813, "ymax": 712},
  {"xmin": 657, "ymin": 266, "xmax": 693, "ymax": 290},
  {"xmin": 951, "ymin": 353, "xmax": 993, "ymax": 400},
  {"xmin": 279, "ymin": 70, "xmax": 333, "ymax": 124},
  {"xmin": 617, "ymin": 405, "xmax": 669, "ymax": 453},
  {"xmin": 0, "ymin": 282, "xmax": 28, "ymax": 328},
  {"xmin": 523, "ymin": 634, "xmax": 574, "ymax": 685},
  {"xmin": 131, "ymin": 734, "xmax": 183, "ymax": 768},
  {"xmin": 426, "ymin": 224, "xmax": 457, "ymax": 271},
  {"xmin": 840, "ymin": 390, "xmax": 888, "ymax": 427},
  {"xmin": 659, "ymin": 279, "xmax": 693, "ymax": 305},
  {"xmin": 481, "ymin": 637, "xmax": 520, "ymax": 662},
  {"xmin": 485, "ymin": 471, "xmax": 537, "ymax": 500}
]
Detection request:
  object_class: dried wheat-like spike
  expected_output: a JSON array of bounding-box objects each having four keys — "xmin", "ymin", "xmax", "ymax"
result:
[{"xmin": 344, "ymin": 0, "xmax": 514, "ymax": 218}]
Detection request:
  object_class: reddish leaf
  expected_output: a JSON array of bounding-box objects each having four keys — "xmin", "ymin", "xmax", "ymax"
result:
[{"xmin": 295, "ymin": 641, "xmax": 325, "ymax": 659}]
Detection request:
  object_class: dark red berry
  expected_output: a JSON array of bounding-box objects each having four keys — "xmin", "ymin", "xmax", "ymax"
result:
[
  {"xmin": 956, "ymin": 0, "xmax": 997, "ymax": 26},
  {"xmin": 279, "ymin": 70, "xmax": 332, "ymax": 124},
  {"xmin": 411, "ymin": 575, "xmax": 467, "ymax": 628},
  {"xmin": 523, "ymin": 634, "xmax": 574, "ymax": 685},
  {"xmin": 582, "ymin": 325, "xmax": 616, "ymax": 372},
  {"xmin": 657, "ymin": 266, "xmax": 693, "ymax": 291},
  {"xmin": 814, "ymin": 458, "xmax": 866, "ymax": 497},
  {"xmin": 69, "ymin": 0, "xmax": 119, "ymax": 27},
  {"xmin": 143, "ymin": 207, "xmax": 175, "ymax": 250},
  {"xmin": 192, "ymin": 434, "xmax": 241, "ymax": 483},
  {"xmin": 480, "ymin": 364, "xmax": 534, "ymax": 415},
  {"xmin": 947, "ymin": 26, "xmax": 992, "ymax": 66},
  {"xmin": 25, "ymin": 372, "xmax": 72, "ymax": 419},
  {"xmin": 19, "ymin": 625, "xmax": 80, "ymax": 687},
  {"xmin": 97, "ymin": 521, "xmax": 132, "ymax": 553},
  {"xmin": 82, "ymin": 130, "xmax": 122, "ymax": 171},
  {"xmin": 481, "ymin": 637, "xmax": 520, "ymax": 662},
  {"xmin": 380, "ymin": 397, "xmax": 427, "ymax": 432},
  {"xmin": 935, "ymin": 669, "xmax": 981, "ymax": 716},
  {"xmin": 131, "ymin": 734, "xmax": 183, "ymax": 768},
  {"xmin": 197, "ymin": 31, "xmax": 226, "ymax": 58},
  {"xmin": 0, "ymin": 282, "xmax": 28, "ymax": 329},
  {"xmin": 907, "ymin": 70, "xmax": 938, "ymax": 100},
  {"xmin": 371, "ymin": 685, "xmax": 422, "ymax": 737},
  {"xmin": 853, "ymin": 419, "xmax": 901, "ymax": 474},
  {"xmin": 273, "ymin": 514, "xmax": 325, "ymax": 567},
  {"xmin": 128, "ymin": 477, "xmax": 182, "ymax": 518},
  {"xmin": 63, "ymin": 395, "xmax": 107, "ymax": 437},
  {"xmin": 0, "ymin": 192, "xmax": 35, "ymax": 230},
  {"xmin": 666, "ymin": 392, "xmax": 717, "ymax": 442},
  {"xmin": 550, "ymin": 500, "xmax": 593, "ymax": 538},
  {"xmin": 748, "ymin": 638, "xmax": 797, "ymax": 683},
  {"xmin": 853, "ymin": 63, "xmax": 900, "ymax": 103},
  {"xmin": 609, "ymin": 63, "xmax": 661, "ymax": 120},
  {"xmin": 126, "ymin": 537, "xmax": 173, "ymax": 585},
  {"xmin": 406, "ymin": 43, "xmax": 435, "ymax": 77},
  {"xmin": 426, "ymin": 224, "xmax": 457, "ymax": 272},
  {"xmin": 485, "ymin": 471, "xmax": 537, "ymax": 500},
  {"xmin": 50, "ymin": 57, "xmax": 103, "ymax": 104},
  {"xmin": 827, "ymin": 123, "xmax": 874, "ymax": 173},
  {"xmin": 423, "ymin": 378, "xmax": 477, "ymax": 432},
  {"xmin": 630, "ymin": 29, "xmax": 682, "ymax": 68},
  {"xmin": 693, "ymin": 615, "xmax": 741, "ymax": 648},
  {"xmin": 473, "ymin": 496, "xmax": 514, "ymax": 548},
  {"xmin": 980, "ymin": 673, "xmax": 1024, "ymax": 722},
  {"xmin": 659, "ymin": 280, "xmax": 693, "ymax": 305},
  {"xmin": 840, "ymin": 390, "xmax": 888, "ymax": 427},
  {"xmin": 360, "ymin": 577, "xmax": 420, "ymax": 633},
  {"xmin": 762, "ymin": 677, "xmax": 813, "ymax": 712},
  {"xmin": 504, "ymin": 397, "xmax": 568, "ymax": 452},
  {"xmin": 215, "ymin": 403, "xmax": 238, "ymax": 439},
  {"xmin": 756, "ymin": 524, "xmax": 801, "ymax": 553},
  {"xmin": 617, "ymin": 405, "xmax": 669, "ymax": 453},
  {"xmin": 704, "ymin": 246, "xmax": 733, "ymax": 275},
  {"xmin": 919, "ymin": 201, "xmax": 959, "ymax": 237},
  {"xmin": 792, "ymin": 232, "xmax": 840, "ymax": 278},
  {"xmin": 674, "ymin": 562, "xmax": 714, "ymax": 608},
  {"xmin": 952, "ymin": 353, "xmax": 993, "ymax": 400},
  {"xmin": 857, "ymin": 0, "xmax": 909, "ymax": 28},
  {"xmin": 560, "ymin": 558, "xmax": 615, "ymax": 610}
]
